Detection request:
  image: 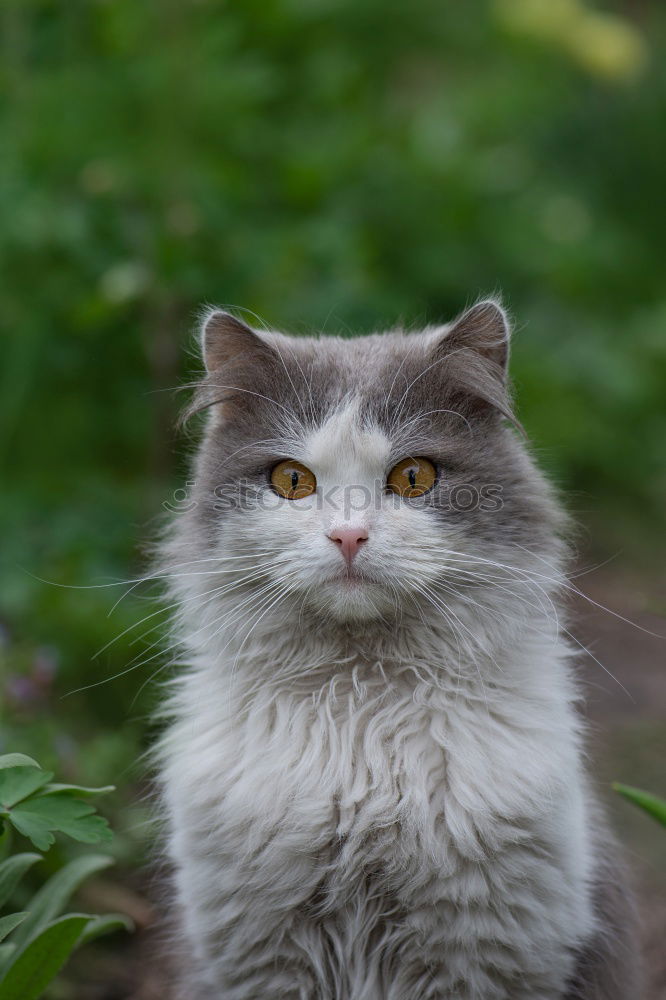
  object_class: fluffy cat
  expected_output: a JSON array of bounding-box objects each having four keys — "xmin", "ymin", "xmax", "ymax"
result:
[{"xmin": 156, "ymin": 301, "xmax": 640, "ymax": 999}]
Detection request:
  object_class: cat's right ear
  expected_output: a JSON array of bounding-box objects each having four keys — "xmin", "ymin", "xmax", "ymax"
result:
[
  {"xmin": 438, "ymin": 299, "xmax": 510, "ymax": 379},
  {"xmin": 201, "ymin": 310, "xmax": 272, "ymax": 373}
]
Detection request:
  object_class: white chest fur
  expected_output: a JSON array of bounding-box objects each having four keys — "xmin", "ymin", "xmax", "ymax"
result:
[{"xmin": 160, "ymin": 632, "xmax": 595, "ymax": 1000}]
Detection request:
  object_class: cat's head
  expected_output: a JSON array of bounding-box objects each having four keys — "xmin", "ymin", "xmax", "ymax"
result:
[{"xmin": 170, "ymin": 302, "xmax": 564, "ymax": 639}]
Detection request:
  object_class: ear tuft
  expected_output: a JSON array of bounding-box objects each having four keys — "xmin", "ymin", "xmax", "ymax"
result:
[
  {"xmin": 200, "ymin": 310, "xmax": 268, "ymax": 373},
  {"xmin": 444, "ymin": 298, "xmax": 510, "ymax": 375}
]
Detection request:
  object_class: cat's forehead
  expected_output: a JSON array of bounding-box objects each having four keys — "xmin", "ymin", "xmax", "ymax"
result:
[
  {"xmin": 268, "ymin": 332, "xmax": 443, "ymax": 468},
  {"xmin": 269, "ymin": 329, "xmax": 435, "ymax": 426},
  {"xmin": 303, "ymin": 399, "xmax": 392, "ymax": 478}
]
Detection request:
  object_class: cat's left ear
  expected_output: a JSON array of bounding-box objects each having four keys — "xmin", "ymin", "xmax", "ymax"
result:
[
  {"xmin": 200, "ymin": 310, "xmax": 273, "ymax": 374},
  {"xmin": 439, "ymin": 299, "xmax": 510, "ymax": 379}
]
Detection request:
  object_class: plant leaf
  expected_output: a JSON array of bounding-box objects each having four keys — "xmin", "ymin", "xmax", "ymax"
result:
[
  {"xmin": 0, "ymin": 769, "xmax": 53, "ymax": 811},
  {"xmin": 8, "ymin": 795, "xmax": 112, "ymax": 851},
  {"xmin": 42, "ymin": 784, "xmax": 115, "ymax": 798},
  {"xmin": 0, "ymin": 757, "xmax": 39, "ymax": 771},
  {"xmin": 613, "ymin": 783, "xmax": 666, "ymax": 827},
  {"xmin": 78, "ymin": 913, "xmax": 133, "ymax": 946},
  {"xmin": 0, "ymin": 914, "xmax": 90, "ymax": 1000},
  {"xmin": 0, "ymin": 855, "xmax": 42, "ymax": 910},
  {"xmin": 0, "ymin": 915, "xmax": 27, "ymax": 945},
  {"xmin": 2, "ymin": 813, "xmax": 54, "ymax": 853},
  {"xmin": 0, "ymin": 945, "xmax": 14, "ymax": 976},
  {"xmin": 10, "ymin": 855, "xmax": 112, "ymax": 952}
]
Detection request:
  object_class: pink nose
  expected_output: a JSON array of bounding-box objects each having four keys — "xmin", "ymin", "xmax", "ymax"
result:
[{"xmin": 328, "ymin": 526, "xmax": 369, "ymax": 563}]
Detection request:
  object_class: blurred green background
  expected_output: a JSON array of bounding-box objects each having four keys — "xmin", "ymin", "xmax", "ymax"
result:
[{"xmin": 1, "ymin": 1, "xmax": 665, "ymax": 994}]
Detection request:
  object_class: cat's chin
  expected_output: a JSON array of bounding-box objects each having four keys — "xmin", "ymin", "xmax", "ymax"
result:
[{"xmin": 310, "ymin": 579, "xmax": 395, "ymax": 623}]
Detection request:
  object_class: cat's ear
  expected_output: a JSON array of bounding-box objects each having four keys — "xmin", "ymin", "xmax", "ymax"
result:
[
  {"xmin": 430, "ymin": 299, "xmax": 519, "ymax": 427},
  {"xmin": 185, "ymin": 310, "xmax": 282, "ymax": 425},
  {"xmin": 200, "ymin": 310, "xmax": 273, "ymax": 373},
  {"xmin": 438, "ymin": 299, "xmax": 510, "ymax": 378}
]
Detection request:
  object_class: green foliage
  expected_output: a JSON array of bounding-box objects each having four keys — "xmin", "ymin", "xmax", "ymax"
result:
[
  {"xmin": 0, "ymin": 755, "xmax": 131, "ymax": 1000},
  {"xmin": 0, "ymin": 856, "xmax": 42, "ymax": 911},
  {"xmin": 0, "ymin": 916, "xmax": 91, "ymax": 1000},
  {"xmin": 0, "ymin": 916, "xmax": 27, "ymax": 945},
  {"xmin": 613, "ymin": 783, "xmax": 666, "ymax": 828},
  {"xmin": 0, "ymin": 763, "xmax": 113, "ymax": 852}
]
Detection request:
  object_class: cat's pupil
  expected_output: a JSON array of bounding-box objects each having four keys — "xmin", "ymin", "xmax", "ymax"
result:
[
  {"xmin": 408, "ymin": 468, "xmax": 417, "ymax": 488},
  {"xmin": 291, "ymin": 471, "xmax": 299, "ymax": 490}
]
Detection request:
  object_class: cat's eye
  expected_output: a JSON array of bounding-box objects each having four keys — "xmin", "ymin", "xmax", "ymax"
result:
[
  {"xmin": 386, "ymin": 458, "xmax": 437, "ymax": 498},
  {"xmin": 270, "ymin": 460, "xmax": 317, "ymax": 500}
]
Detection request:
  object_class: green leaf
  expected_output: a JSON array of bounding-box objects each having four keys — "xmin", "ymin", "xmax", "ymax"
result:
[
  {"xmin": 0, "ymin": 855, "xmax": 42, "ymax": 910},
  {"xmin": 0, "ymin": 915, "xmax": 90, "ymax": 1000},
  {"xmin": 0, "ymin": 769, "xmax": 52, "ymax": 811},
  {"xmin": 613, "ymin": 783, "xmax": 666, "ymax": 827},
  {"xmin": 0, "ymin": 917, "xmax": 23, "ymax": 950},
  {"xmin": 42, "ymin": 784, "xmax": 115, "ymax": 798},
  {"xmin": 78, "ymin": 913, "xmax": 133, "ymax": 946},
  {"xmin": 0, "ymin": 915, "xmax": 27, "ymax": 945},
  {"xmin": 7, "ymin": 795, "xmax": 112, "ymax": 852},
  {"xmin": 0, "ymin": 945, "xmax": 14, "ymax": 975},
  {"xmin": 2, "ymin": 814, "xmax": 54, "ymax": 853},
  {"xmin": 10, "ymin": 855, "xmax": 112, "ymax": 952},
  {"xmin": 0, "ymin": 757, "xmax": 39, "ymax": 771}
]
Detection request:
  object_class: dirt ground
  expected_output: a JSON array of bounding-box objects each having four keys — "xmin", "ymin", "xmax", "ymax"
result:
[
  {"xmin": 66, "ymin": 561, "xmax": 666, "ymax": 1000},
  {"xmin": 572, "ymin": 564, "xmax": 666, "ymax": 999}
]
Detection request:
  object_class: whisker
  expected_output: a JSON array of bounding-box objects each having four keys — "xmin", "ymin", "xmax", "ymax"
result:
[
  {"xmin": 507, "ymin": 542, "xmax": 663, "ymax": 638},
  {"xmin": 96, "ymin": 567, "xmax": 275, "ymax": 660},
  {"xmin": 428, "ymin": 566, "xmax": 634, "ymax": 701},
  {"xmin": 439, "ymin": 564, "xmax": 560, "ymax": 633},
  {"xmin": 412, "ymin": 582, "xmax": 491, "ymax": 709},
  {"xmin": 200, "ymin": 383, "xmax": 296, "ymax": 420}
]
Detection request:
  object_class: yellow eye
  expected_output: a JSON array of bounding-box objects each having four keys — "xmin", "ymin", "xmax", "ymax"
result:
[
  {"xmin": 270, "ymin": 460, "xmax": 317, "ymax": 499},
  {"xmin": 386, "ymin": 457, "xmax": 437, "ymax": 498}
]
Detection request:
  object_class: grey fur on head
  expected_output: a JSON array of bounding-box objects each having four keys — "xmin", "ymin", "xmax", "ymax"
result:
[{"xmin": 156, "ymin": 300, "xmax": 640, "ymax": 999}]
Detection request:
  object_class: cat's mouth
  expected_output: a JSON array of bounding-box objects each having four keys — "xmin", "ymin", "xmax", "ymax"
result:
[
  {"xmin": 331, "ymin": 566, "xmax": 378, "ymax": 586},
  {"xmin": 314, "ymin": 567, "xmax": 394, "ymax": 621}
]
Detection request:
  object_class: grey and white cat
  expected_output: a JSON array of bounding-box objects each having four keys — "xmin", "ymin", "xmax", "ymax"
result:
[{"xmin": 156, "ymin": 301, "xmax": 640, "ymax": 999}]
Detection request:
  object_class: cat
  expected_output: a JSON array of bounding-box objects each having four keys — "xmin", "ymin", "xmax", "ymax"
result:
[{"xmin": 156, "ymin": 301, "xmax": 640, "ymax": 999}]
